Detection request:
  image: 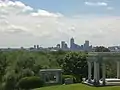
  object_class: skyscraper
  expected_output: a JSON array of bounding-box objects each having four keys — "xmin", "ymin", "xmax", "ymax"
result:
[
  {"xmin": 37, "ymin": 45, "xmax": 39, "ymax": 49},
  {"xmin": 84, "ymin": 40, "xmax": 89, "ymax": 51},
  {"xmin": 61, "ymin": 41, "xmax": 66, "ymax": 49},
  {"xmin": 70, "ymin": 37, "xmax": 75, "ymax": 49},
  {"xmin": 34, "ymin": 45, "xmax": 36, "ymax": 49}
]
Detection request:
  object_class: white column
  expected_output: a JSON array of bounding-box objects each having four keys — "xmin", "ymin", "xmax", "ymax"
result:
[
  {"xmin": 88, "ymin": 61, "xmax": 92, "ymax": 82},
  {"xmin": 102, "ymin": 63, "xmax": 106, "ymax": 85},
  {"xmin": 97, "ymin": 62, "xmax": 100, "ymax": 81},
  {"xmin": 117, "ymin": 61, "xmax": 120, "ymax": 79},
  {"xmin": 94, "ymin": 62, "xmax": 100, "ymax": 84},
  {"xmin": 96, "ymin": 62, "xmax": 100, "ymax": 83},
  {"xmin": 94, "ymin": 62, "xmax": 97, "ymax": 82}
]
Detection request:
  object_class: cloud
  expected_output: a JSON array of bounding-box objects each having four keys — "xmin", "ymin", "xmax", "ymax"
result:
[
  {"xmin": 0, "ymin": 0, "xmax": 120, "ymax": 47},
  {"xmin": 107, "ymin": 7, "xmax": 114, "ymax": 10},
  {"xmin": 31, "ymin": 10, "xmax": 63, "ymax": 17},
  {"xmin": 0, "ymin": 1, "xmax": 33, "ymax": 10},
  {"xmin": 85, "ymin": 1, "xmax": 108, "ymax": 6}
]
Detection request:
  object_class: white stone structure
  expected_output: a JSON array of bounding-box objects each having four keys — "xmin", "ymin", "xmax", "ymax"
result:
[{"xmin": 86, "ymin": 52, "xmax": 120, "ymax": 86}]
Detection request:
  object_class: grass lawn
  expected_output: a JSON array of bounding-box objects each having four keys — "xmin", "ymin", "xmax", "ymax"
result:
[{"xmin": 34, "ymin": 84, "xmax": 120, "ymax": 90}]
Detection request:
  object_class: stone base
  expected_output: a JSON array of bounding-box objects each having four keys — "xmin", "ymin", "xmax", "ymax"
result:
[{"xmin": 83, "ymin": 79, "xmax": 120, "ymax": 87}]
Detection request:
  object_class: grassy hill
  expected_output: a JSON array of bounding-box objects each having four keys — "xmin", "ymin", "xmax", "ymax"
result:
[{"xmin": 34, "ymin": 84, "xmax": 120, "ymax": 90}]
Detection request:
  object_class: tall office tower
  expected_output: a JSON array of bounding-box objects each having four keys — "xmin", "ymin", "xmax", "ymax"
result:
[
  {"xmin": 34, "ymin": 45, "xmax": 36, "ymax": 49},
  {"xmin": 70, "ymin": 37, "xmax": 75, "ymax": 50},
  {"xmin": 84, "ymin": 40, "xmax": 89, "ymax": 51},
  {"xmin": 61, "ymin": 41, "xmax": 66, "ymax": 49},
  {"xmin": 37, "ymin": 45, "xmax": 39, "ymax": 49}
]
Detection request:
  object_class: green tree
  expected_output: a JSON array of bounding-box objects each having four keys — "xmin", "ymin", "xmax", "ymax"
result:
[
  {"xmin": 95, "ymin": 46, "xmax": 110, "ymax": 52},
  {"xmin": 60, "ymin": 52, "xmax": 88, "ymax": 82},
  {"xmin": 32, "ymin": 64, "xmax": 42, "ymax": 76},
  {"xmin": 16, "ymin": 56, "xmax": 35, "ymax": 70},
  {"xmin": 2, "ymin": 70, "xmax": 17, "ymax": 90},
  {"xmin": 0, "ymin": 52, "xmax": 8, "ymax": 82}
]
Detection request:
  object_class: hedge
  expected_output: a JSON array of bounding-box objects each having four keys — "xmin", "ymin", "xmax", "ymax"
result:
[{"xmin": 17, "ymin": 76, "xmax": 44, "ymax": 89}]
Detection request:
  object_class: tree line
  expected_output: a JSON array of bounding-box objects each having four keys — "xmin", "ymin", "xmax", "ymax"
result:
[{"xmin": 0, "ymin": 46, "xmax": 115, "ymax": 90}]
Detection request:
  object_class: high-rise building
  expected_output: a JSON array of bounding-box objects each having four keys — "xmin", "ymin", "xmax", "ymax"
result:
[
  {"xmin": 61, "ymin": 41, "xmax": 68, "ymax": 50},
  {"xmin": 34, "ymin": 45, "xmax": 36, "ymax": 49},
  {"xmin": 70, "ymin": 37, "xmax": 75, "ymax": 50},
  {"xmin": 61, "ymin": 41, "xmax": 66, "ymax": 49},
  {"xmin": 37, "ymin": 45, "xmax": 39, "ymax": 49},
  {"xmin": 84, "ymin": 40, "xmax": 89, "ymax": 51}
]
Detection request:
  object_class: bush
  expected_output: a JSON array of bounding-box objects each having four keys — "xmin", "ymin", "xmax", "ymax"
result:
[
  {"xmin": 73, "ymin": 75, "xmax": 82, "ymax": 83},
  {"xmin": 17, "ymin": 76, "xmax": 44, "ymax": 90},
  {"xmin": 62, "ymin": 75, "xmax": 74, "ymax": 79}
]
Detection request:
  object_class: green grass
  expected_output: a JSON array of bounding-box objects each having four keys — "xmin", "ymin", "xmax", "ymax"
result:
[{"xmin": 34, "ymin": 84, "xmax": 120, "ymax": 90}]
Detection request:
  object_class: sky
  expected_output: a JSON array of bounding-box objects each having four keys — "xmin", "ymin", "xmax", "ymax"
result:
[{"xmin": 0, "ymin": 0, "xmax": 120, "ymax": 48}]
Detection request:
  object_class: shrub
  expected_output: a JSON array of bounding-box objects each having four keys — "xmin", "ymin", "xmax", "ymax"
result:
[
  {"xmin": 17, "ymin": 76, "xmax": 44, "ymax": 90},
  {"xmin": 62, "ymin": 75, "xmax": 74, "ymax": 79},
  {"xmin": 73, "ymin": 75, "xmax": 82, "ymax": 83}
]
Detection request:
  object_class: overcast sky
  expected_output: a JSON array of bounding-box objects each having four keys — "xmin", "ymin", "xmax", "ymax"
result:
[{"xmin": 0, "ymin": 0, "xmax": 120, "ymax": 48}]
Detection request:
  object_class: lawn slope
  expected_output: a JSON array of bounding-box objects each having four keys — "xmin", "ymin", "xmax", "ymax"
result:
[{"xmin": 34, "ymin": 84, "xmax": 120, "ymax": 90}]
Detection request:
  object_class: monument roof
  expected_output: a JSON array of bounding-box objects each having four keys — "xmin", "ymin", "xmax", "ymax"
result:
[
  {"xmin": 87, "ymin": 52, "xmax": 120, "ymax": 62},
  {"xmin": 88, "ymin": 52, "xmax": 120, "ymax": 57},
  {"xmin": 40, "ymin": 69, "xmax": 62, "ymax": 72}
]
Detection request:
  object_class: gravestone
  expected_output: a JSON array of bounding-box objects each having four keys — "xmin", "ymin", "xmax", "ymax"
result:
[{"xmin": 64, "ymin": 78, "xmax": 73, "ymax": 84}]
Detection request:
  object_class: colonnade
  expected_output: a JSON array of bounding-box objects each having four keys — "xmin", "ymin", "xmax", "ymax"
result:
[{"xmin": 87, "ymin": 61, "xmax": 120, "ymax": 85}]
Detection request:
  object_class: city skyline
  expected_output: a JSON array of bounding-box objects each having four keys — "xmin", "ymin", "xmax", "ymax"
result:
[
  {"xmin": 1, "ymin": 37, "xmax": 120, "ymax": 52},
  {"xmin": 0, "ymin": 0, "xmax": 120, "ymax": 47},
  {"xmin": 0, "ymin": 37, "xmax": 92, "ymax": 48},
  {"xmin": 56, "ymin": 37, "xmax": 92, "ymax": 51}
]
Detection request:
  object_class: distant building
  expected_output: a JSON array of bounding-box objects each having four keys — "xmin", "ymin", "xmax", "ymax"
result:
[
  {"xmin": 34, "ymin": 45, "xmax": 36, "ymax": 49},
  {"xmin": 56, "ymin": 44, "xmax": 60, "ymax": 49},
  {"xmin": 84, "ymin": 40, "xmax": 89, "ymax": 51},
  {"xmin": 70, "ymin": 37, "xmax": 82, "ymax": 51},
  {"xmin": 70, "ymin": 37, "xmax": 75, "ymax": 50},
  {"xmin": 61, "ymin": 41, "xmax": 68, "ymax": 50},
  {"xmin": 64, "ymin": 43, "xmax": 68, "ymax": 49},
  {"xmin": 37, "ymin": 45, "xmax": 39, "ymax": 49},
  {"xmin": 61, "ymin": 41, "xmax": 65, "ymax": 49},
  {"xmin": 108, "ymin": 46, "xmax": 120, "ymax": 52}
]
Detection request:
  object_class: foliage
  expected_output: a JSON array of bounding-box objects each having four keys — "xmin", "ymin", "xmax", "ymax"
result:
[
  {"xmin": 59, "ymin": 52, "xmax": 88, "ymax": 82},
  {"xmin": 2, "ymin": 71, "xmax": 17, "ymax": 90},
  {"xmin": 0, "ymin": 50, "xmax": 67, "ymax": 89},
  {"xmin": 94, "ymin": 46, "xmax": 110, "ymax": 52},
  {"xmin": 106, "ymin": 61, "xmax": 116, "ymax": 78},
  {"xmin": 17, "ymin": 76, "xmax": 44, "ymax": 90},
  {"xmin": 0, "ymin": 52, "xmax": 8, "ymax": 82},
  {"xmin": 62, "ymin": 75, "xmax": 74, "ymax": 79},
  {"xmin": 0, "ymin": 50, "xmax": 117, "ymax": 90}
]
